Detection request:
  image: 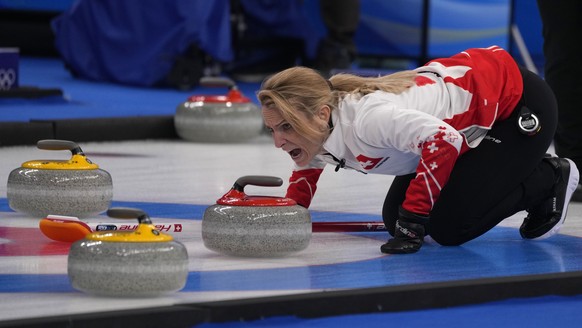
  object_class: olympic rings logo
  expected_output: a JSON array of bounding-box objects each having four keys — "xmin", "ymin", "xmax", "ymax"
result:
[{"xmin": 0, "ymin": 68, "xmax": 17, "ymax": 90}]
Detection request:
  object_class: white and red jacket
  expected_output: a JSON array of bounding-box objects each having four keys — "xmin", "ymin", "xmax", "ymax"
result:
[{"xmin": 286, "ymin": 46, "xmax": 523, "ymax": 216}]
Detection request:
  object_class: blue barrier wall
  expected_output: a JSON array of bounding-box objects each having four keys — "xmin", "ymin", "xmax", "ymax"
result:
[{"xmin": 304, "ymin": 0, "xmax": 542, "ymax": 69}]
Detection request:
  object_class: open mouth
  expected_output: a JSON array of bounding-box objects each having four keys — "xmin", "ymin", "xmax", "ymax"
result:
[{"xmin": 288, "ymin": 148, "xmax": 301, "ymax": 159}]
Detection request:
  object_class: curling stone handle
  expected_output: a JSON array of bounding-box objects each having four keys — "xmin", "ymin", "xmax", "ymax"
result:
[
  {"xmin": 233, "ymin": 176, "xmax": 283, "ymax": 192},
  {"xmin": 37, "ymin": 139, "xmax": 84, "ymax": 155},
  {"xmin": 200, "ymin": 76, "xmax": 237, "ymax": 90},
  {"xmin": 107, "ymin": 207, "xmax": 152, "ymax": 224}
]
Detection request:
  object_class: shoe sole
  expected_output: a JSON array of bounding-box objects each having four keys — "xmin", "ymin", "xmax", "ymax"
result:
[{"xmin": 535, "ymin": 158, "xmax": 580, "ymax": 240}]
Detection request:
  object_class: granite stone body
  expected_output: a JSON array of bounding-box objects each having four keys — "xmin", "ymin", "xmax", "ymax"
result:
[
  {"xmin": 7, "ymin": 168, "xmax": 113, "ymax": 218},
  {"xmin": 202, "ymin": 204, "xmax": 312, "ymax": 257},
  {"xmin": 68, "ymin": 240, "xmax": 189, "ymax": 297},
  {"xmin": 174, "ymin": 102, "xmax": 263, "ymax": 142}
]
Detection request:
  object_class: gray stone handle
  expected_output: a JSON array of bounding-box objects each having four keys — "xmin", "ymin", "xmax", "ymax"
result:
[
  {"xmin": 200, "ymin": 76, "xmax": 237, "ymax": 90},
  {"xmin": 107, "ymin": 207, "xmax": 152, "ymax": 224},
  {"xmin": 233, "ymin": 176, "xmax": 283, "ymax": 192},
  {"xmin": 37, "ymin": 139, "xmax": 84, "ymax": 155}
]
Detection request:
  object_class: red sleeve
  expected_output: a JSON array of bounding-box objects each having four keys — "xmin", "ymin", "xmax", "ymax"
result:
[
  {"xmin": 285, "ymin": 168, "xmax": 324, "ymax": 208},
  {"xmin": 401, "ymin": 128, "xmax": 461, "ymax": 216}
]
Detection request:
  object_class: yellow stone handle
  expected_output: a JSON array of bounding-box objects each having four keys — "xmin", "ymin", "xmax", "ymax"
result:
[
  {"xmin": 85, "ymin": 207, "xmax": 174, "ymax": 242},
  {"xmin": 21, "ymin": 139, "xmax": 99, "ymax": 170}
]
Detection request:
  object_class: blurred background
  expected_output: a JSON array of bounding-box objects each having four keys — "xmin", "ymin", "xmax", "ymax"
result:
[
  {"xmin": 0, "ymin": 0, "xmax": 546, "ymax": 147},
  {"xmin": 0, "ymin": 0, "xmax": 544, "ymax": 85}
]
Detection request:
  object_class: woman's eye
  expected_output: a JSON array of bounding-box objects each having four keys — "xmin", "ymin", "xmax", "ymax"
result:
[
  {"xmin": 265, "ymin": 127, "xmax": 274, "ymax": 134},
  {"xmin": 281, "ymin": 123, "xmax": 292, "ymax": 131}
]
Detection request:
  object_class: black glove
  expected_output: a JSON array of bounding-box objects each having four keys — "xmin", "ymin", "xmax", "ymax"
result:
[{"xmin": 381, "ymin": 207, "xmax": 429, "ymax": 254}]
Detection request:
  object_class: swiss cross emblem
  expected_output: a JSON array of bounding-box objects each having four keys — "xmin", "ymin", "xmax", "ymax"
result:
[
  {"xmin": 427, "ymin": 142, "xmax": 439, "ymax": 153},
  {"xmin": 446, "ymin": 132, "xmax": 459, "ymax": 143},
  {"xmin": 174, "ymin": 224, "xmax": 183, "ymax": 232},
  {"xmin": 356, "ymin": 154, "xmax": 382, "ymax": 170}
]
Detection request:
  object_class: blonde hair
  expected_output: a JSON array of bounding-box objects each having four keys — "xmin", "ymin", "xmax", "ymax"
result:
[
  {"xmin": 329, "ymin": 70, "xmax": 417, "ymax": 94},
  {"xmin": 257, "ymin": 66, "xmax": 417, "ymax": 141}
]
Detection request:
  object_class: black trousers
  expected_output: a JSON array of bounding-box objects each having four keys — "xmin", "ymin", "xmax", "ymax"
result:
[
  {"xmin": 537, "ymin": 0, "xmax": 582, "ymax": 170},
  {"xmin": 382, "ymin": 67, "xmax": 558, "ymax": 245}
]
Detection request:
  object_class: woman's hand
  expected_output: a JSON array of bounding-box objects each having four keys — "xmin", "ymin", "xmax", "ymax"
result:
[{"xmin": 381, "ymin": 207, "xmax": 428, "ymax": 254}]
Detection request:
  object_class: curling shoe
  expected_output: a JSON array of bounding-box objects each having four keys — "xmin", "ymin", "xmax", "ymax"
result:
[{"xmin": 520, "ymin": 157, "xmax": 580, "ymax": 240}]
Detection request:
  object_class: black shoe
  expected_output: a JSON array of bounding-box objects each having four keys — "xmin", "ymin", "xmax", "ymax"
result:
[{"xmin": 520, "ymin": 157, "xmax": 580, "ymax": 239}]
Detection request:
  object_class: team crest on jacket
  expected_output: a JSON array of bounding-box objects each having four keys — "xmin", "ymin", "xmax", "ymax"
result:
[{"xmin": 356, "ymin": 154, "xmax": 383, "ymax": 170}]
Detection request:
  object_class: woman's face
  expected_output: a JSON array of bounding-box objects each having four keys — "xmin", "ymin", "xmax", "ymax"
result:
[{"xmin": 262, "ymin": 105, "xmax": 330, "ymax": 167}]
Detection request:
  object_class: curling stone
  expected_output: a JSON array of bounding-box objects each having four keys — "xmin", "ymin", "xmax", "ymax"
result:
[
  {"xmin": 174, "ymin": 76, "xmax": 264, "ymax": 143},
  {"xmin": 6, "ymin": 140, "xmax": 113, "ymax": 218},
  {"xmin": 68, "ymin": 207, "xmax": 189, "ymax": 297},
  {"xmin": 202, "ymin": 176, "xmax": 312, "ymax": 257}
]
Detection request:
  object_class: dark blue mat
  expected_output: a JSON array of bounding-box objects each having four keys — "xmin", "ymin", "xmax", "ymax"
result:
[
  {"xmin": 0, "ymin": 57, "xmax": 262, "ymax": 146},
  {"xmin": 0, "ymin": 57, "xmax": 261, "ymax": 122}
]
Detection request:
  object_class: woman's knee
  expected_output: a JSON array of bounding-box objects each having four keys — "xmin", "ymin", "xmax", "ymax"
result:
[
  {"xmin": 429, "ymin": 234, "xmax": 465, "ymax": 246},
  {"xmin": 382, "ymin": 174, "xmax": 415, "ymax": 236},
  {"xmin": 428, "ymin": 223, "xmax": 468, "ymax": 246}
]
